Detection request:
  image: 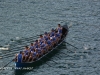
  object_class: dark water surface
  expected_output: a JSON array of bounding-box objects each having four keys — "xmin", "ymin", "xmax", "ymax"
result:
[{"xmin": 0, "ymin": 0, "xmax": 100, "ymax": 75}]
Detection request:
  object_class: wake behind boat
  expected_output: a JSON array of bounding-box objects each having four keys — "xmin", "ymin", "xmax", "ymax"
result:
[{"xmin": 14, "ymin": 24, "xmax": 68, "ymax": 69}]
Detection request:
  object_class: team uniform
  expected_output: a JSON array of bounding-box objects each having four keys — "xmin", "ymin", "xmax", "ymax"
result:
[
  {"xmin": 24, "ymin": 50, "xmax": 30, "ymax": 56},
  {"xmin": 50, "ymin": 32, "xmax": 55, "ymax": 37},
  {"xmin": 17, "ymin": 54, "xmax": 22, "ymax": 63},
  {"xmin": 36, "ymin": 48, "xmax": 42, "ymax": 56},
  {"xmin": 47, "ymin": 39, "xmax": 52, "ymax": 50},
  {"xmin": 52, "ymin": 36, "xmax": 57, "ymax": 45},
  {"xmin": 58, "ymin": 27, "xmax": 62, "ymax": 34},
  {"xmin": 40, "ymin": 43, "xmax": 47, "ymax": 53},
  {"xmin": 30, "ymin": 46, "xmax": 35, "ymax": 52},
  {"xmin": 38, "ymin": 37, "xmax": 45, "ymax": 44},
  {"xmin": 44, "ymin": 35, "xmax": 49, "ymax": 41}
]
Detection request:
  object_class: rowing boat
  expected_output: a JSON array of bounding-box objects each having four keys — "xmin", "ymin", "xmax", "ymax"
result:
[{"xmin": 15, "ymin": 24, "xmax": 68, "ymax": 70}]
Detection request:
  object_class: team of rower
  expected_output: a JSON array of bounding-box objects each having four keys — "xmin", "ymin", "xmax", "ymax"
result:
[{"xmin": 15, "ymin": 24, "xmax": 63, "ymax": 62}]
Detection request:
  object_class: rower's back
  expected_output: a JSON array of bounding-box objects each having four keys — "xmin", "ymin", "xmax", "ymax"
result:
[{"xmin": 17, "ymin": 51, "xmax": 23, "ymax": 63}]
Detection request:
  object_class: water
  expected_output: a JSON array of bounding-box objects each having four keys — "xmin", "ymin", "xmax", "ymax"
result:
[{"xmin": 0, "ymin": 0, "xmax": 100, "ymax": 75}]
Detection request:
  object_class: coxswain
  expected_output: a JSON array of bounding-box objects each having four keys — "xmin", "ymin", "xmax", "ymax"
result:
[
  {"xmin": 56, "ymin": 24, "xmax": 62, "ymax": 37},
  {"xmin": 35, "ymin": 48, "xmax": 42, "ymax": 57},
  {"xmin": 17, "ymin": 51, "xmax": 24, "ymax": 63},
  {"xmin": 57, "ymin": 24, "xmax": 62, "ymax": 33}
]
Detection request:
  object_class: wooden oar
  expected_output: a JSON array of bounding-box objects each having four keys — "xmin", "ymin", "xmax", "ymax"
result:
[
  {"xmin": 40, "ymin": 60, "xmax": 52, "ymax": 67},
  {"xmin": 66, "ymin": 42, "xmax": 78, "ymax": 49},
  {"xmin": 2, "ymin": 59, "xmax": 14, "ymax": 68},
  {"xmin": 44, "ymin": 56, "xmax": 57, "ymax": 64},
  {"xmin": 0, "ymin": 59, "xmax": 14, "ymax": 74},
  {"xmin": 60, "ymin": 51, "xmax": 68, "ymax": 56},
  {"xmin": 49, "ymin": 52, "xmax": 61, "ymax": 59}
]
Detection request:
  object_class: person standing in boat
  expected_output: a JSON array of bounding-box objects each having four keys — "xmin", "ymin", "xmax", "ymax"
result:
[
  {"xmin": 56, "ymin": 24, "xmax": 62, "ymax": 33},
  {"xmin": 35, "ymin": 47, "xmax": 42, "ymax": 57},
  {"xmin": 15, "ymin": 51, "xmax": 24, "ymax": 63},
  {"xmin": 56, "ymin": 24, "xmax": 62, "ymax": 37}
]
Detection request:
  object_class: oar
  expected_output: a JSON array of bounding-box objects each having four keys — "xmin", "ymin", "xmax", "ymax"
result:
[
  {"xmin": 66, "ymin": 42, "xmax": 78, "ymax": 49},
  {"xmin": 40, "ymin": 60, "xmax": 52, "ymax": 67},
  {"xmin": 60, "ymin": 51, "xmax": 68, "ymax": 56},
  {"xmin": 44, "ymin": 56, "xmax": 57, "ymax": 64},
  {"xmin": 49, "ymin": 52, "xmax": 61, "ymax": 59},
  {"xmin": 0, "ymin": 59, "xmax": 15, "ymax": 73},
  {"xmin": 2, "ymin": 59, "xmax": 14, "ymax": 68}
]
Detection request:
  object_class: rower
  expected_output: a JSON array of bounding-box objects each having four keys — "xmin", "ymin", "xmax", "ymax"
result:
[
  {"xmin": 35, "ymin": 48, "xmax": 42, "ymax": 57},
  {"xmin": 30, "ymin": 43, "xmax": 35, "ymax": 52},
  {"xmin": 44, "ymin": 41, "xmax": 49, "ymax": 51},
  {"xmin": 47, "ymin": 37, "xmax": 52, "ymax": 50},
  {"xmin": 43, "ymin": 32, "xmax": 49, "ymax": 41},
  {"xmin": 34, "ymin": 40, "xmax": 39, "ymax": 48},
  {"xmin": 51, "ymin": 35, "xmax": 57, "ymax": 46},
  {"xmin": 40, "ymin": 41, "xmax": 48, "ymax": 53},
  {"xmin": 50, "ymin": 28, "xmax": 55, "ymax": 37},
  {"xmin": 23, "ymin": 46, "xmax": 30, "ymax": 61},
  {"xmin": 32, "ymin": 50, "xmax": 39, "ymax": 61},
  {"xmin": 28, "ymin": 49, "xmax": 38, "ymax": 62},
  {"xmin": 17, "ymin": 51, "xmax": 23, "ymax": 63},
  {"xmin": 38, "ymin": 35, "xmax": 45, "ymax": 44}
]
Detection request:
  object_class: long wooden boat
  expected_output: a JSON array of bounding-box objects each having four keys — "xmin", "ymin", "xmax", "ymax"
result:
[{"xmin": 15, "ymin": 24, "xmax": 68, "ymax": 70}]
